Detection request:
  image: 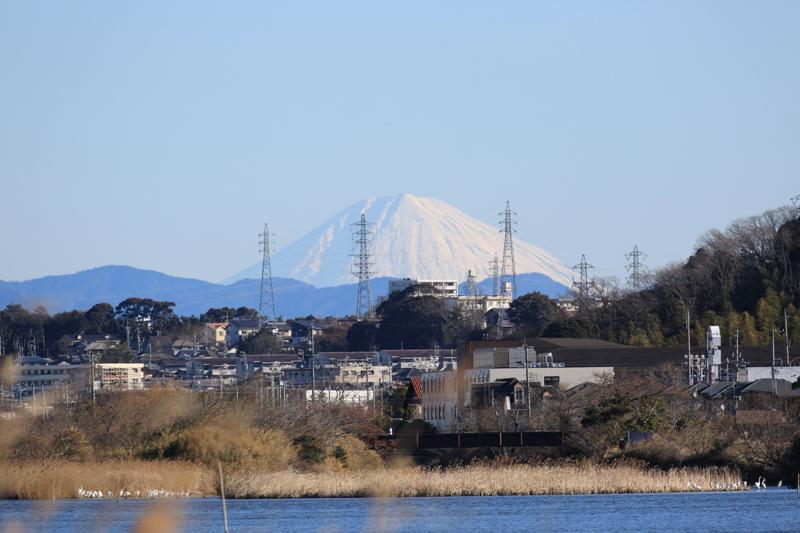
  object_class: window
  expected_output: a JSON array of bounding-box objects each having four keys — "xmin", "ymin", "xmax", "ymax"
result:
[{"xmin": 514, "ymin": 387, "xmax": 523, "ymax": 404}]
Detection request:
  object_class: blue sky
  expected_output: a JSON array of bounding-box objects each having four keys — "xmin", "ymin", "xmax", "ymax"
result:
[{"xmin": 1, "ymin": 1, "xmax": 798, "ymax": 283}]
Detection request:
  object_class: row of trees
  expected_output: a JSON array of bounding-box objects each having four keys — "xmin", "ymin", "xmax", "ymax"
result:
[
  {"xmin": 484, "ymin": 205, "xmax": 800, "ymax": 348},
  {"xmin": 0, "ymin": 300, "xmax": 265, "ymax": 358}
]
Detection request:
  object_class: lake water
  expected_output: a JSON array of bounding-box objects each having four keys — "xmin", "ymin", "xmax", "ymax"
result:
[{"xmin": 1, "ymin": 490, "xmax": 798, "ymax": 532}]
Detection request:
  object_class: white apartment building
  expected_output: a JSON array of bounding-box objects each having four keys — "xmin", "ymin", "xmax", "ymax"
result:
[
  {"xmin": 389, "ymin": 278, "xmax": 459, "ymax": 298},
  {"xmin": 94, "ymin": 363, "xmax": 145, "ymax": 390}
]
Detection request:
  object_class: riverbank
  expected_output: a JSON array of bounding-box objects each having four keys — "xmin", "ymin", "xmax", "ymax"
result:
[{"xmin": 0, "ymin": 461, "xmax": 744, "ymax": 499}]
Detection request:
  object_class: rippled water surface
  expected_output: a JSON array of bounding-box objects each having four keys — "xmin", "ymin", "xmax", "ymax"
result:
[{"xmin": 1, "ymin": 490, "xmax": 798, "ymax": 532}]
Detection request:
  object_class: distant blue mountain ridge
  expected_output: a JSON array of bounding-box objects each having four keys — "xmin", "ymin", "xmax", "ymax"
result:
[{"xmin": 0, "ymin": 266, "xmax": 570, "ymax": 318}]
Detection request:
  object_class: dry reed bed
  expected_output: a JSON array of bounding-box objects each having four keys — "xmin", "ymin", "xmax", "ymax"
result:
[
  {"xmin": 0, "ymin": 461, "xmax": 744, "ymax": 499},
  {"xmin": 0, "ymin": 461, "xmax": 212, "ymax": 500},
  {"xmin": 225, "ymin": 464, "xmax": 744, "ymax": 499}
]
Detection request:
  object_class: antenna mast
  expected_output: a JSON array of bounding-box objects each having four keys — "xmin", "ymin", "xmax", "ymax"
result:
[
  {"xmin": 499, "ymin": 201, "xmax": 517, "ymax": 299},
  {"xmin": 572, "ymin": 254, "xmax": 596, "ymax": 314},
  {"xmin": 351, "ymin": 213, "xmax": 374, "ymax": 320},
  {"xmin": 258, "ymin": 223, "xmax": 277, "ymax": 330},
  {"xmin": 625, "ymin": 245, "xmax": 648, "ymax": 292}
]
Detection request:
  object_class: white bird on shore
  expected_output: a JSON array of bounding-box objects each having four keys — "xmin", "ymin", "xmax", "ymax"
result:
[{"xmin": 777, "ymin": 480, "xmax": 782, "ymax": 488}]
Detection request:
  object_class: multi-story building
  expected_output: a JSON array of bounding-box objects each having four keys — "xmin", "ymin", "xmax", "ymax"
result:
[
  {"xmin": 13, "ymin": 357, "xmax": 90, "ymax": 394},
  {"xmin": 94, "ymin": 363, "xmax": 145, "ymax": 390},
  {"xmin": 389, "ymin": 278, "xmax": 459, "ymax": 298}
]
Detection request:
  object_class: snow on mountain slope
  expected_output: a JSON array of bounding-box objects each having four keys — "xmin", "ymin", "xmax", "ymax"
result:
[{"xmin": 227, "ymin": 194, "xmax": 573, "ymax": 288}]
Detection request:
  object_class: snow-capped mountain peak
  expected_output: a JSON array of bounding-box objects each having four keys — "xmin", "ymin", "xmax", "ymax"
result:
[{"xmin": 227, "ymin": 194, "xmax": 573, "ymax": 288}]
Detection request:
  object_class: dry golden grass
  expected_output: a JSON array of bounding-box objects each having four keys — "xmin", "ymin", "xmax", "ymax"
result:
[
  {"xmin": 225, "ymin": 462, "xmax": 744, "ymax": 498},
  {"xmin": 0, "ymin": 460, "xmax": 744, "ymax": 500},
  {"xmin": 0, "ymin": 461, "xmax": 212, "ymax": 500}
]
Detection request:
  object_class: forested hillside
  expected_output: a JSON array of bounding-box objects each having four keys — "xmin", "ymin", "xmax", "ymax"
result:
[{"xmin": 553, "ymin": 205, "xmax": 800, "ymax": 346}]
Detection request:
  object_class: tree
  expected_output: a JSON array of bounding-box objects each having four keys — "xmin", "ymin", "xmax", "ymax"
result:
[
  {"xmin": 347, "ymin": 321, "xmax": 378, "ymax": 351},
  {"xmin": 542, "ymin": 318, "xmax": 600, "ymax": 339},
  {"xmin": 375, "ymin": 289, "xmax": 449, "ymax": 349},
  {"xmin": 315, "ymin": 324, "xmax": 349, "ymax": 352},
  {"xmin": 241, "ymin": 331, "xmax": 280, "ymax": 354},
  {"xmin": 199, "ymin": 307, "xmax": 238, "ymax": 323},
  {"xmin": 44, "ymin": 310, "xmax": 87, "ymax": 350},
  {"xmin": 115, "ymin": 298, "xmax": 177, "ymax": 333},
  {"xmin": 506, "ymin": 292, "xmax": 562, "ymax": 337},
  {"xmin": 84, "ymin": 303, "xmax": 116, "ymax": 334},
  {"xmin": 235, "ymin": 307, "xmax": 259, "ymax": 321},
  {"xmin": 101, "ymin": 343, "xmax": 134, "ymax": 363}
]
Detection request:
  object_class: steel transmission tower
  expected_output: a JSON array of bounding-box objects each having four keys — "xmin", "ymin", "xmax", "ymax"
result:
[
  {"xmin": 499, "ymin": 201, "xmax": 517, "ymax": 299},
  {"xmin": 351, "ymin": 214, "xmax": 374, "ymax": 320},
  {"xmin": 258, "ymin": 223, "xmax": 277, "ymax": 329},
  {"xmin": 489, "ymin": 254, "xmax": 500, "ymax": 296},
  {"xmin": 572, "ymin": 254, "xmax": 596, "ymax": 312},
  {"xmin": 793, "ymin": 194, "xmax": 800, "ymax": 217},
  {"xmin": 464, "ymin": 270, "xmax": 479, "ymax": 297},
  {"xmin": 625, "ymin": 245, "xmax": 648, "ymax": 292}
]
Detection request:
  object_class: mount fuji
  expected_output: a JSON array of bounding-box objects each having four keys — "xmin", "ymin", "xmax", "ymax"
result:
[
  {"xmin": 0, "ymin": 195, "xmax": 573, "ymax": 317},
  {"xmin": 228, "ymin": 194, "xmax": 573, "ymax": 289}
]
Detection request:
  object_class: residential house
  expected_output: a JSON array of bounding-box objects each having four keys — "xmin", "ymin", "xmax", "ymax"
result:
[
  {"xmin": 227, "ymin": 319, "xmax": 260, "ymax": 346},
  {"xmin": 204, "ymin": 322, "xmax": 229, "ymax": 346},
  {"xmin": 187, "ymin": 357, "xmax": 240, "ymax": 386}
]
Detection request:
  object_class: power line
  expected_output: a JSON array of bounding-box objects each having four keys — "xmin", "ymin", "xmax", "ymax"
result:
[
  {"xmin": 625, "ymin": 245, "xmax": 648, "ymax": 292},
  {"xmin": 499, "ymin": 201, "xmax": 517, "ymax": 299},
  {"xmin": 351, "ymin": 213, "xmax": 374, "ymax": 320},
  {"xmin": 258, "ymin": 223, "xmax": 277, "ymax": 329},
  {"xmin": 572, "ymin": 254, "xmax": 596, "ymax": 313}
]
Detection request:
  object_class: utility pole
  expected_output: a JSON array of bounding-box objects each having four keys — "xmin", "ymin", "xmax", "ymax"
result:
[
  {"xmin": 686, "ymin": 309, "xmax": 692, "ymax": 385},
  {"xmin": 524, "ymin": 341, "xmax": 531, "ymax": 422},
  {"xmin": 572, "ymin": 254, "xmax": 596, "ymax": 314},
  {"xmin": 91, "ymin": 353, "xmax": 96, "ymax": 406},
  {"xmin": 772, "ymin": 329, "xmax": 777, "ymax": 396},
  {"xmin": 625, "ymin": 245, "xmax": 648, "ymax": 292},
  {"xmin": 733, "ymin": 329, "xmax": 741, "ymax": 410},
  {"xmin": 310, "ymin": 358, "xmax": 315, "ymax": 405},
  {"xmin": 351, "ymin": 214, "xmax": 374, "ymax": 320},
  {"xmin": 785, "ymin": 309, "xmax": 791, "ymax": 364},
  {"xmin": 258, "ymin": 223, "xmax": 277, "ymax": 330}
]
